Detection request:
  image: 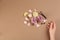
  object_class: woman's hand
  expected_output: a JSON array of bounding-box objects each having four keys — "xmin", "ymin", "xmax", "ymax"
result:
[{"xmin": 47, "ymin": 21, "xmax": 56, "ymax": 40}]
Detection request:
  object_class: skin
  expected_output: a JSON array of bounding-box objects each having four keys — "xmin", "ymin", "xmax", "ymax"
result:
[{"xmin": 47, "ymin": 21, "xmax": 56, "ymax": 40}]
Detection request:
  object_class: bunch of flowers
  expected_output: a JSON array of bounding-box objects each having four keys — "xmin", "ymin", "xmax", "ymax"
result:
[{"xmin": 23, "ymin": 9, "xmax": 47, "ymax": 27}]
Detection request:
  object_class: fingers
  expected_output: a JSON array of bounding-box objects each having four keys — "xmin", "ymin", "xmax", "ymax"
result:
[
  {"xmin": 52, "ymin": 21, "xmax": 56, "ymax": 29},
  {"xmin": 47, "ymin": 23, "xmax": 50, "ymax": 29},
  {"xmin": 50, "ymin": 21, "xmax": 53, "ymax": 29},
  {"xmin": 46, "ymin": 21, "xmax": 52, "ymax": 29},
  {"xmin": 47, "ymin": 21, "xmax": 56, "ymax": 29}
]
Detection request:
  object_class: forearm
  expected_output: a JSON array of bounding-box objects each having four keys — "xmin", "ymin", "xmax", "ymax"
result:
[
  {"xmin": 48, "ymin": 21, "xmax": 56, "ymax": 40},
  {"xmin": 50, "ymin": 35, "xmax": 55, "ymax": 40}
]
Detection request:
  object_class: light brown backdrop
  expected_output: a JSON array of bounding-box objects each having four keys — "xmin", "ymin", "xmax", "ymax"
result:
[{"xmin": 0, "ymin": 0, "xmax": 60, "ymax": 40}]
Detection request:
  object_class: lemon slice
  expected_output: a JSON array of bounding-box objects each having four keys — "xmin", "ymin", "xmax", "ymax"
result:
[
  {"xmin": 24, "ymin": 12, "xmax": 28, "ymax": 17},
  {"xmin": 33, "ymin": 11, "xmax": 38, "ymax": 17}
]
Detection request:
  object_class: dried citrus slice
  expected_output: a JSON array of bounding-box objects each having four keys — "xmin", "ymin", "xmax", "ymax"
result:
[
  {"xmin": 33, "ymin": 11, "xmax": 38, "ymax": 17},
  {"xmin": 24, "ymin": 12, "xmax": 28, "ymax": 17}
]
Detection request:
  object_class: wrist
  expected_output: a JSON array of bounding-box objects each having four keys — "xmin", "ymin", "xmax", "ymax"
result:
[{"xmin": 50, "ymin": 35, "xmax": 55, "ymax": 40}]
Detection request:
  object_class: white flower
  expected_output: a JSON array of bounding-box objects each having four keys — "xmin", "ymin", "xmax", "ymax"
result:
[
  {"xmin": 27, "ymin": 23, "xmax": 30, "ymax": 26},
  {"xmin": 28, "ymin": 9, "xmax": 32, "ymax": 13},
  {"xmin": 28, "ymin": 13, "xmax": 32, "ymax": 18},
  {"xmin": 24, "ymin": 21, "xmax": 27, "ymax": 24},
  {"xmin": 25, "ymin": 17, "xmax": 29, "ymax": 21}
]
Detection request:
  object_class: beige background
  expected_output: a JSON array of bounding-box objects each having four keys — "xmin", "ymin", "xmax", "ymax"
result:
[{"xmin": 0, "ymin": 0, "xmax": 60, "ymax": 40}]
